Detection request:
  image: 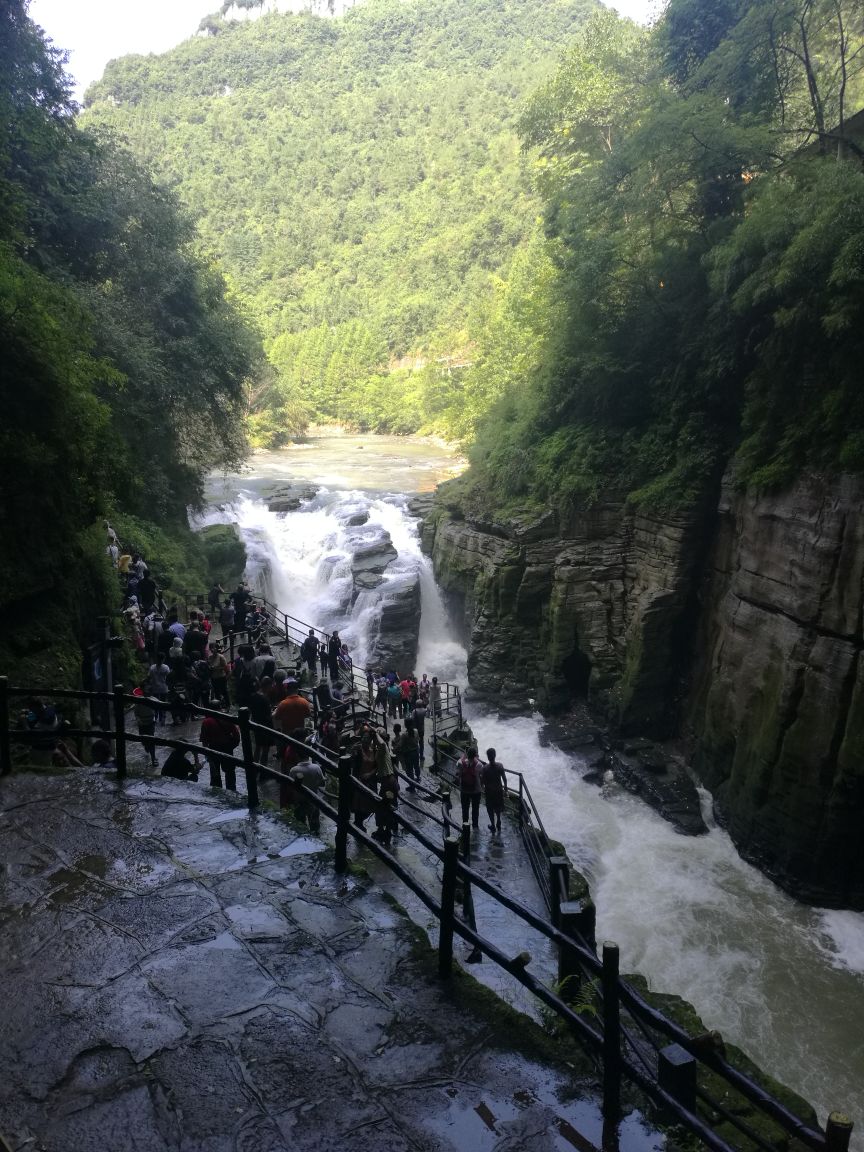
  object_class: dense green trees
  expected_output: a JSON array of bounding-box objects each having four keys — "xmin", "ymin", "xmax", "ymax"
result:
[
  {"xmin": 1, "ymin": 0, "xmax": 257, "ymax": 681},
  {"xmin": 457, "ymin": 4, "xmax": 864, "ymax": 516},
  {"xmin": 82, "ymin": 0, "xmax": 596, "ymax": 441}
]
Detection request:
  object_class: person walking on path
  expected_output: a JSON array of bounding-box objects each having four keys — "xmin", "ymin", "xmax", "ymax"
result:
[
  {"xmin": 401, "ymin": 720, "xmax": 421, "ymax": 789},
  {"xmin": 386, "ymin": 679, "xmax": 402, "ymax": 719},
  {"xmin": 301, "ymin": 629, "xmax": 319, "ymax": 679},
  {"xmin": 132, "ymin": 687, "xmax": 158, "ymax": 768},
  {"xmin": 327, "ymin": 631, "xmax": 342, "ymax": 680},
  {"xmin": 430, "ymin": 676, "xmax": 442, "ymax": 718},
  {"xmin": 411, "ymin": 698, "xmax": 427, "ymax": 761},
  {"xmin": 353, "ymin": 728, "xmax": 379, "ymax": 831},
  {"xmin": 372, "ymin": 729, "xmax": 399, "ymax": 846},
  {"xmin": 273, "ymin": 679, "xmax": 312, "ymax": 738},
  {"xmin": 200, "ymin": 712, "xmax": 240, "ymax": 790},
  {"xmin": 457, "ymin": 745, "xmax": 483, "ymax": 830},
  {"xmin": 482, "ymin": 747, "xmax": 507, "ymax": 834},
  {"xmin": 249, "ymin": 679, "xmax": 274, "ymax": 765},
  {"xmin": 208, "ymin": 643, "xmax": 230, "ymax": 708},
  {"xmin": 208, "ymin": 582, "xmax": 224, "ymax": 617},
  {"xmin": 219, "ymin": 599, "xmax": 235, "ymax": 638}
]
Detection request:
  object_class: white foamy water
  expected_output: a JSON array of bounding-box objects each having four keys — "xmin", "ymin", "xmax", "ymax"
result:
[{"xmin": 203, "ymin": 442, "xmax": 864, "ymax": 1145}]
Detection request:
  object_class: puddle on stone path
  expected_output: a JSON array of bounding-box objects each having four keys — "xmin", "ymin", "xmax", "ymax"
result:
[
  {"xmin": 428, "ymin": 1086, "xmax": 662, "ymax": 1152},
  {"xmin": 278, "ymin": 836, "xmax": 325, "ymax": 858},
  {"xmin": 207, "ymin": 809, "xmax": 250, "ymax": 825}
]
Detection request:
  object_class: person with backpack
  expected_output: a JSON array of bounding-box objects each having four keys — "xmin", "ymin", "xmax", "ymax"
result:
[
  {"xmin": 457, "ymin": 745, "xmax": 483, "ymax": 830},
  {"xmin": 233, "ymin": 645, "xmax": 257, "ymax": 708},
  {"xmin": 200, "ymin": 712, "xmax": 240, "ymax": 790},
  {"xmin": 482, "ymin": 747, "xmax": 508, "ymax": 835}
]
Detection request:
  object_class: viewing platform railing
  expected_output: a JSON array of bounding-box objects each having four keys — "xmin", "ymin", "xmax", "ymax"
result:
[{"xmin": 0, "ymin": 676, "xmax": 853, "ymax": 1152}]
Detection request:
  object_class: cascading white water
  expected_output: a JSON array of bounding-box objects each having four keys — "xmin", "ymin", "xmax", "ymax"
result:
[{"xmin": 201, "ymin": 455, "xmax": 864, "ymax": 1145}]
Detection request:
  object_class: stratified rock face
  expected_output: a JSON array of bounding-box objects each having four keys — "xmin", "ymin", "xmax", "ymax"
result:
[
  {"xmin": 350, "ymin": 533, "xmax": 398, "ymax": 575},
  {"xmin": 369, "ymin": 573, "xmax": 421, "ymax": 673},
  {"xmin": 424, "ymin": 498, "xmax": 705, "ymax": 732},
  {"xmin": 422, "ymin": 470, "xmax": 864, "ymax": 907},
  {"xmin": 690, "ymin": 474, "xmax": 864, "ymax": 908}
]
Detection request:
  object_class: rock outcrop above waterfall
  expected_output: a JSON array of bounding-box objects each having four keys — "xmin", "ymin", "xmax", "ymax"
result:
[
  {"xmin": 369, "ymin": 573, "xmax": 421, "ymax": 673},
  {"xmin": 418, "ymin": 474, "xmax": 864, "ymax": 907},
  {"xmin": 267, "ymin": 484, "xmax": 317, "ymax": 512},
  {"xmin": 350, "ymin": 533, "xmax": 398, "ymax": 575},
  {"xmin": 344, "ymin": 528, "xmax": 421, "ymax": 673}
]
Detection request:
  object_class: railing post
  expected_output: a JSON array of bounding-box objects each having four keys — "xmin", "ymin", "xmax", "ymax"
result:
[
  {"xmin": 284, "ymin": 613, "xmax": 289, "ymax": 644},
  {"xmin": 456, "ymin": 687, "xmax": 463, "ymax": 730},
  {"xmin": 658, "ymin": 1044, "xmax": 697, "ymax": 1112},
  {"xmin": 238, "ymin": 707, "xmax": 258, "ymax": 810},
  {"xmin": 439, "ymin": 835, "xmax": 459, "ymax": 978},
  {"xmin": 602, "ymin": 941, "xmax": 621, "ymax": 1120},
  {"xmin": 461, "ymin": 820, "xmax": 471, "ymax": 864},
  {"xmin": 0, "ymin": 676, "xmax": 10, "ymax": 776},
  {"xmin": 431, "ymin": 708, "xmax": 439, "ymax": 772},
  {"xmin": 826, "ymin": 1114, "xmax": 854, "ymax": 1152},
  {"xmin": 518, "ymin": 775, "xmax": 524, "ymax": 827},
  {"xmin": 557, "ymin": 901, "xmax": 593, "ymax": 995},
  {"xmin": 229, "ymin": 631, "xmax": 235, "ymax": 663},
  {"xmin": 335, "ymin": 753, "xmax": 353, "ymax": 873},
  {"xmin": 549, "ymin": 856, "xmax": 570, "ymax": 928},
  {"xmin": 113, "ymin": 683, "xmax": 127, "ymax": 779}
]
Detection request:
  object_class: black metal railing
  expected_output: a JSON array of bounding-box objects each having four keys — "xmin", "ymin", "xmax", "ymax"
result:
[{"xmin": 0, "ymin": 676, "xmax": 853, "ymax": 1152}]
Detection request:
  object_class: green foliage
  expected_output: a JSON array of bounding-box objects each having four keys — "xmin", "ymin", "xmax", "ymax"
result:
[
  {"xmin": 197, "ymin": 524, "xmax": 247, "ymax": 589},
  {"xmin": 82, "ymin": 0, "xmax": 597, "ymax": 436},
  {"xmin": 0, "ymin": 0, "xmax": 257, "ymax": 685},
  {"xmin": 460, "ymin": 2, "xmax": 864, "ymax": 517}
]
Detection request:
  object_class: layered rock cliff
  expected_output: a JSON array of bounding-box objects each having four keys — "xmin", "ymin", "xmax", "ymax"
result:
[
  {"xmin": 420, "ymin": 473, "xmax": 864, "ymax": 909},
  {"xmin": 690, "ymin": 474, "xmax": 864, "ymax": 909}
]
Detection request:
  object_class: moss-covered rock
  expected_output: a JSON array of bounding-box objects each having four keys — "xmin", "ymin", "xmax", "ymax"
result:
[{"xmin": 197, "ymin": 523, "xmax": 247, "ymax": 589}]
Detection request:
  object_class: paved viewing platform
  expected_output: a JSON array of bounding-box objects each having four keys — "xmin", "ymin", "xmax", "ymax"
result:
[{"xmin": 0, "ymin": 764, "xmax": 663, "ymax": 1152}]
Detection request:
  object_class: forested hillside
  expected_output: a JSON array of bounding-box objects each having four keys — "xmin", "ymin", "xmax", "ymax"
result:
[
  {"xmin": 452, "ymin": 0, "xmax": 864, "ymax": 517},
  {"xmin": 83, "ymin": 0, "xmax": 596, "ymax": 441},
  {"xmin": 1, "ymin": 1, "xmax": 257, "ymax": 681}
]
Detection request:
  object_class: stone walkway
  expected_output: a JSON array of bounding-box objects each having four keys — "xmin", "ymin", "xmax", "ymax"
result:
[{"xmin": 0, "ymin": 767, "xmax": 663, "ymax": 1152}]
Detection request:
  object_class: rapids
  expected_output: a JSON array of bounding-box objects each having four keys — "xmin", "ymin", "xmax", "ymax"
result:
[{"xmin": 201, "ymin": 434, "xmax": 864, "ymax": 1144}]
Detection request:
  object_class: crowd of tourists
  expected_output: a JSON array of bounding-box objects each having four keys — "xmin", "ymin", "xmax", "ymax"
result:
[{"xmin": 18, "ymin": 519, "xmax": 512, "ymax": 841}]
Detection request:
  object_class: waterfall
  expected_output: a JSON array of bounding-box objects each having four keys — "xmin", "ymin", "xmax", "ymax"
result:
[{"xmin": 202, "ymin": 464, "xmax": 864, "ymax": 1145}]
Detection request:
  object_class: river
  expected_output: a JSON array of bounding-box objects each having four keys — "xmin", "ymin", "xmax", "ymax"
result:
[{"xmin": 202, "ymin": 434, "xmax": 864, "ymax": 1144}]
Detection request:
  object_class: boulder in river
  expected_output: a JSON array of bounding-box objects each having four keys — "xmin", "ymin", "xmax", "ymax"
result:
[
  {"xmin": 267, "ymin": 484, "xmax": 317, "ymax": 513},
  {"xmin": 346, "ymin": 511, "xmax": 369, "ymax": 527},
  {"xmin": 350, "ymin": 532, "xmax": 398, "ymax": 575}
]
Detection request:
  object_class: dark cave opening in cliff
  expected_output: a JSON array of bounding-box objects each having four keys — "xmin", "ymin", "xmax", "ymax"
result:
[{"xmin": 562, "ymin": 646, "xmax": 592, "ymax": 697}]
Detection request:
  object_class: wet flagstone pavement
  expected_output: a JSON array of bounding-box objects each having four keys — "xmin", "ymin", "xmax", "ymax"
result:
[{"xmin": 0, "ymin": 767, "xmax": 664, "ymax": 1152}]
